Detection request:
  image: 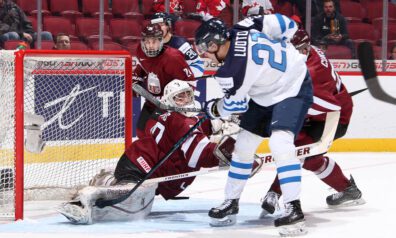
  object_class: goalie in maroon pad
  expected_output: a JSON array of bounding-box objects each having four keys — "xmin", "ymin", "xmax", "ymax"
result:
[{"xmin": 57, "ymin": 79, "xmax": 259, "ymax": 224}]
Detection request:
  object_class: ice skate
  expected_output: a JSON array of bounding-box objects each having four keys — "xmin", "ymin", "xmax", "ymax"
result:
[
  {"xmin": 208, "ymin": 199, "xmax": 239, "ymax": 227},
  {"xmin": 274, "ymin": 200, "xmax": 307, "ymax": 236},
  {"xmin": 259, "ymin": 190, "xmax": 281, "ymax": 218},
  {"xmin": 327, "ymin": 175, "xmax": 365, "ymax": 208}
]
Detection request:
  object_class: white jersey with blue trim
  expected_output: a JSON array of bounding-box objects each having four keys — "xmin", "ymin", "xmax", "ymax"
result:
[
  {"xmin": 215, "ymin": 14, "xmax": 308, "ymax": 116},
  {"xmin": 167, "ymin": 35, "xmax": 205, "ymax": 78}
]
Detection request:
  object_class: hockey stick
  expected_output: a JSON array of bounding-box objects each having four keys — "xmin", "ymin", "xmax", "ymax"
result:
[
  {"xmin": 358, "ymin": 42, "xmax": 396, "ymax": 105},
  {"xmin": 125, "ymin": 111, "xmax": 340, "ymax": 186},
  {"xmin": 349, "ymin": 88, "xmax": 367, "ymax": 97},
  {"xmin": 95, "ymin": 115, "xmax": 209, "ymax": 208}
]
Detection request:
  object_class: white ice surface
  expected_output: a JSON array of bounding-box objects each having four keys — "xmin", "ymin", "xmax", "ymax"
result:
[{"xmin": 1, "ymin": 152, "xmax": 395, "ymax": 238}]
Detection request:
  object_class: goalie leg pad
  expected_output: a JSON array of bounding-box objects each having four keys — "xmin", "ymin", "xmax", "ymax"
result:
[
  {"xmin": 24, "ymin": 113, "xmax": 46, "ymax": 154},
  {"xmin": 92, "ymin": 183, "xmax": 157, "ymax": 222},
  {"xmin": 58, "ymin": 183, "xmax": 158, "ymax": 224}
]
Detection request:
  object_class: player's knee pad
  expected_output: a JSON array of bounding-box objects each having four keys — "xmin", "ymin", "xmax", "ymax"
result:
[
  {"xmin": 234, "ymin": 130, "xmax": 263, "ymax": 162},
  {"xmin": 268, "ymin": 130, "xmax": 295, "ymax": 161}
]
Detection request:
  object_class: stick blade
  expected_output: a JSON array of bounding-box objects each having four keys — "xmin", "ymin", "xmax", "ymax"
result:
[{"xmin": 357, "ymin": 42, "xmax": 396, "ymax": 105}]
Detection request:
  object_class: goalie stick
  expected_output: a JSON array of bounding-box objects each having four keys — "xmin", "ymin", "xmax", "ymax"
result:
[
  {"xmin": 110, "ymin": 111, "xmax": 340, "ymax": 187},
  {"xmin": 358, "ymin": 42, "xmax": 396, "ymax": 105},
  {"xmin": 95, "ymin": 115, "xmax": 209, "ymax": 208}
]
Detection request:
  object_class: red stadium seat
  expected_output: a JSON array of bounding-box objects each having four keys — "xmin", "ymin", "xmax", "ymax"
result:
[
  {"xmin": 17, "ymin": 0, "xmax": 51, "ymax": 16},
  {"xmin": 70, "ymin": 41, "xmax": 90, "ymax": 50},
  {"xmin": 174, "ymin": 19, "xmax": 202, "ymax": 42},
  {"xmin": 347, "ymin": 23, "xmax": 379, "ymax": 45},
  {"xmin": 27, "ymin": 16, "xmax": 38, "ymax": 31},
  {"xmin": 273, "ymin": 1, "xmax": 293, "ymax": 17},
  {"xmin": 110, "ymin": 19, "xmax": 143, "ymax": 45},
  {"xmin": 49, "ymin": 0, "xmax": 83, "ymax": 23},
  {"xmin": 81, "ymin": 0, "xmax": 113, "ymax": 22},
  {"xmin": 364, "ymin": 2, "xmax": 396, "ymax": 23},
  {"xmin": 142, "ymin": 0, "xmax": 155, "ymax": 17},
  {"xmin": 75, "ymin": 18, "xmax": 112, "ymax": 44},
  {"xmin": 218, "ymin": 7, "xmax": 233, "ymax": 28},
  {"xmin": 324, "ymin": 45, "xmax": 352, "ymax": 59},
  {"xmin": 34, "ymin": 40, "xmax": 55, "ymax": 49},
  {"xmin": 126, "ymin": 41, "xmax": 140, "ymax": 56},
  {"xmin": 90, "ymin": 41, "xmax": 125, "ymax": 51},
  {"xmin": 182, "ymin": 0, "xmax": 197, "ymax": 15},
  {"xmin": 112, "ymin": 0, "xmax": 140, "ymax": 16},
  {"xmin": 3, "ymin": 40, "xmax": 31, "ymax": 50},
  {"xmin": 340, "ymin": 1, "xmax": 365, "ymax": 23},
  {"xmin": 43, "ymin": 16, "xmax": 77, "ymax": 40}
]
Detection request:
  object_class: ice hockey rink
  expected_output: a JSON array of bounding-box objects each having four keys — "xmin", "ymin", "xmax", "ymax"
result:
[{"xmin": 0, "ymin": 152, "xmax": 395, "ymax": 238}]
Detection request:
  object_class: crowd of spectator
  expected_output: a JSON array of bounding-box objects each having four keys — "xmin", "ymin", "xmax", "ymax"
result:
[{"xmin": 0, "ymin": 0, "xmax": 396, "ymax": 60}]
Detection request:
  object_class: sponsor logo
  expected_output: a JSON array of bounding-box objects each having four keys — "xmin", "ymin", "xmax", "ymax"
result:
[{"xmin": 137, "ymin": 157, "xmax": 151, "ymax": 173}]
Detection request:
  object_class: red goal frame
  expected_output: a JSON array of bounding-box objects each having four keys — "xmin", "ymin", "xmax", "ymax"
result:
[{"xmin": 13, "ymin": 49, "xmax": 133, "ymax": 220}]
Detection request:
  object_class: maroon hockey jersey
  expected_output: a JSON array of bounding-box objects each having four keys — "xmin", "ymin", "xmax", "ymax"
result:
[
  {"xmin": 134, "ymin": 44, "xmax": 195, "ymax": 98},
  {"xmin": 125, "ymin": 112, "xmax": 218, "ymax": 199},
  {"xmin": 307, "ymin": 46, "xmax": 353, "ymax": 125}
]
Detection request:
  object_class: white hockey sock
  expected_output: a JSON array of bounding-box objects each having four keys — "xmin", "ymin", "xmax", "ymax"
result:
[
  {"xmin": 276, "ymin": 158, "xmax": 302, "ymax": 203},
  {"xmin": 225, "ymin": 155, "xmax": 253, "ymax": 199}
]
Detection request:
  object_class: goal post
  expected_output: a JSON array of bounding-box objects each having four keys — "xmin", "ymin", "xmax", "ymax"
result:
[{"xmin": 0, "ymin": 49, "xmax": 133, "ymax": 220}]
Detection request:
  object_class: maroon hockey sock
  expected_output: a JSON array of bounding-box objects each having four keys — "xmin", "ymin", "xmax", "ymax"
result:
[
  {"xmin": 303, "ymin": 156, "xmax": 350, "ymax": 192},
  {"xmin": 269, "ymin": 176, "xmax": 282, "ymax": 195}
]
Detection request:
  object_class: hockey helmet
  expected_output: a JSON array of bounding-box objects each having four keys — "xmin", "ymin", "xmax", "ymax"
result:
[
  {"xmin": 141, "ymin": 24, "xmax": 164, "ymax": 57},
  {"xmin": 151, "ymin": 12, "xmax": 173, "ymax": 27},
  {"xmin": 291, "ymin": 28, "xmax": 311, "ymax": 51},
  {"xmin": 195, "ymin": 18, "xmax": 229, "ymax": 54}
]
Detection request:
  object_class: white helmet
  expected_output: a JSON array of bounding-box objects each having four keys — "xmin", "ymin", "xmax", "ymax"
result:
[{"xmin": 162, "ymin": 79, "xmax": 196, "ymax": 116}]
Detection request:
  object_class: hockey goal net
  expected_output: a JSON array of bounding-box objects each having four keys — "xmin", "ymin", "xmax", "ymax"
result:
[{"xmin": 0, "ymin": 50, "xmax": 132, "ymax": 220}]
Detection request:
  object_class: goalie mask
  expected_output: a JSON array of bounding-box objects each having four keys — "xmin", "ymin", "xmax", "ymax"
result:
[
  {"xmin": 141, "ymin": 24, "xmax": 164, "ymax": 57},
  {"xmin": 162, "ymin": 79, "xmax": 196, "ymax": 117}
]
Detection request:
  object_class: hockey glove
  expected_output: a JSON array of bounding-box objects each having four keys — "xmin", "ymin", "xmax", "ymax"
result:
[{"xmin": 203, "ymin": 98, "xmax": 222, "ymax": 119}]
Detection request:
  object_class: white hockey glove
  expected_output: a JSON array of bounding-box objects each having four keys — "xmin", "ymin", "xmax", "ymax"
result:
[
  {"xmin": 210, "ymin": 116, "xmax": 241, "ymax": 143},
  {"xmin": 24, "ymin": 113, "xmax": 45, "ymax": 153}
]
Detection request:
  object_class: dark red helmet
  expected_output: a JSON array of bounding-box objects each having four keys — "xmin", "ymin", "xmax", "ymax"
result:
[
  {"xmin": 141, "ymin": 24, "xmax": 163, "ymax": 57},
  {"xmin": 141, "ymin": 23, "xmax": 163, "ymax": 39},
  {"xmin": 291, "ymin": 28, "xmax": 311, "ymax": 50}
]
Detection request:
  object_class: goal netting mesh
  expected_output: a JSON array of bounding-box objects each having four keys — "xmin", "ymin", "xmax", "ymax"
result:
[{"xmin": 0, "ymin": 50, "xmax": 132, "ymax": 219}]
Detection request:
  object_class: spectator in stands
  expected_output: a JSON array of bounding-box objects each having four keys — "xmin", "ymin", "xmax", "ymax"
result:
[
  {"xmin": 0, "ymin": 0, "xmax": 52, "ymax": 48},
  {"xmin": 196, "ymin": 0, "xmax": 230, "ymax": 21},
  {"xmin": 241, "ymin": 0, "xmax": 274, "ymax": 17},
  {"xmin": 153, "ymin": 0, "xmax": 183, "ymax": 16},
  {"xmin": 54, "ymin": 33, "xmax": 71, "ymax": 50},
  {"xmin": 311, "ymin": 0, "xmax": 355, "ymax": 58},
  {"xmin": 390, "ymin": 45, "xmax": 396, "ymax": 60}
]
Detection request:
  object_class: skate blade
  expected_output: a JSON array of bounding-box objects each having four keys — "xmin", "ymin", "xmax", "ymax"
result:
[
  {"xmin": 328, "ymin": 198, "xmax": 366, "ymax": 209},
  {"xmin": 278, "ymin": 221, "xmax": 307, "ymax": 237},
  {"xmin": 209, "ymin": 215, "xmax": 236, "ymax": 227}
]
